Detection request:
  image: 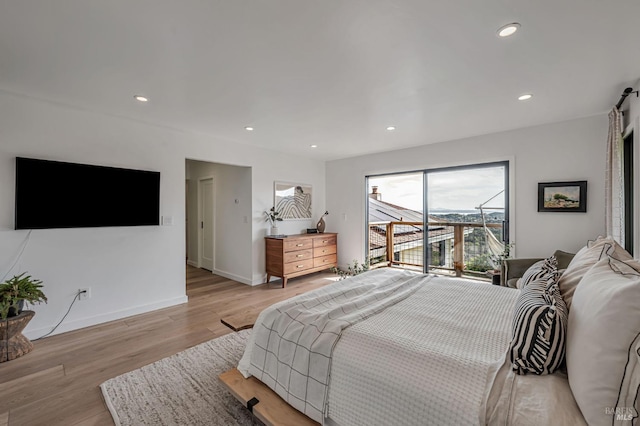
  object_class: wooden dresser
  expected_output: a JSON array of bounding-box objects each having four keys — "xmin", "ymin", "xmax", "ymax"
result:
[{"xmin": 265, "ymin": 233, "xmax": 338, "ymax": 287}]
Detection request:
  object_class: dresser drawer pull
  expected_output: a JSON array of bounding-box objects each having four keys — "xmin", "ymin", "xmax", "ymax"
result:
[
  {"xmin": 322, "ymin": 249, "xmax": 326, "ymax": 253},
  {"xmin": 296, "ymin": 243, "xmax": 304, "ymax": 247},
  {"xmin": 322, "ymin": 240, "xmax": 328, "ymax": 243},
  {"xmin": 296, "ymin": 254, "xmax": 304, "ymax": 258},
  {"xmin": 297, "ymin": 265, "xmax": 305, "ymax": 268}
]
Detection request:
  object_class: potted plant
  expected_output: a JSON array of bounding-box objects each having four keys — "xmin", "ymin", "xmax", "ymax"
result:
[
  {"xmin": 0, "ymin": 272, "xmax": 47, "ymax": 362},
  {"xmin": 489, "ymin": 242, "xmax": 515, "ymax": 270},
  {"xmin": 264, "ymin": 207, "xmax": 283, "ymax": 236},
  {"xmin": 331, "ymin": 258, "xmax": 370, "ymax": 280}
]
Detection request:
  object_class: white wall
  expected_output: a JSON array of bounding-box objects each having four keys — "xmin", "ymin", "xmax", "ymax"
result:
[
  {"xmin": 326, "ymin": 115, "xmax": 608, "ymax": 267},
  {"xmin": 0, "ymin": 91, "xmax": 325, "ymax": 338}
]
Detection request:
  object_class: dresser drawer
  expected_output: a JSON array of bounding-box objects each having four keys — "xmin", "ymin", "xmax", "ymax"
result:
[
  {"xmin": 284, "ymin": 249, "xmax": 313, "ymax": 263},
  {"xmin": 284, "ymin": 239, "xmax": 314, "ymax": 252},
  {"xmin": 265, "ymin": 233, "xmax": 337, "ymax": 288},
  {"xmin": 313, "ymin": 236, "xmax": 337, "ymax": 248},
  {"xmin": 314, "ymin": 254, "xmax": 337, "ymax": 268},
  {"xmin": 314, "ymin": 245, "xmax": 337, "ymax": 257},
  {"xmin": 284, "ymin": 260, "xmax": 314, "ymax": 274}
]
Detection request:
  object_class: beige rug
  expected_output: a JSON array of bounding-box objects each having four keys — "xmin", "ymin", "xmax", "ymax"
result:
[{"xmin": 100, "ymin": 330, "xmax": 254, "ymax": 426}]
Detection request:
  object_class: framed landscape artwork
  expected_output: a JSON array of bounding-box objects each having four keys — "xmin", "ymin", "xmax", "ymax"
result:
[
  {"xmin": 274, "ymin": 181, "xmax": 312, "ymax": 220},
  {"xmin": 538, "ymin": 181, "xmax": 587, "ymax": 213}
]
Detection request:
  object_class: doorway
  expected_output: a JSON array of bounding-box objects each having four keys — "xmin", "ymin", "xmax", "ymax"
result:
[{"xmin": 185, "ymin": 159, "xmax": 253, "ymax": 286}]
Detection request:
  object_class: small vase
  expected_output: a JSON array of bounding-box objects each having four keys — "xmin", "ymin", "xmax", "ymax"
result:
[
  {"xmin": 270, "ymin": 226, "xmax": 279, "ymax": 236},
  {"xmin": 316, "ymin": 217, "xmax": 326, "ymax": 233}
]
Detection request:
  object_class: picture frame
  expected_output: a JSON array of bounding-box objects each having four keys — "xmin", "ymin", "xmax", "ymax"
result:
[
  {"xmin": 274, "ymin": 181, "xmax": 312, "ymax": 220},
  {"xmin": 538, "ymin": 181, "xmax": 587, "ymax": 213}
]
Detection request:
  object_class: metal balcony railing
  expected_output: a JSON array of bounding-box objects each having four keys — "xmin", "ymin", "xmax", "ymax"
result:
[{"xmin": 368, "ymin": 221, "xmax": 504, "ymax": 277}]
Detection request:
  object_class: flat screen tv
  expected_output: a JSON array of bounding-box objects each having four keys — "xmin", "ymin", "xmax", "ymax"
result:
[{"xmin": 15, "ymin": 157, "xmax": 160, "ymax": 230}]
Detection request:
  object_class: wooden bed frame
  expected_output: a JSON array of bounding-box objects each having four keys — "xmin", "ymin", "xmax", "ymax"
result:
[
  {"xmin": 218, "ymin": 368, "xmax": 319, "ymax": 426},
  {"xmin": 219, "ymin": 318, "xmax": 319, "ymax": 426}
]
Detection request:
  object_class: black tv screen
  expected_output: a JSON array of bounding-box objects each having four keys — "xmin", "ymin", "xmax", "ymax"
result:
[{"xmin": 15, "ymin": 157, "xmax": 160, "ymax": 230}]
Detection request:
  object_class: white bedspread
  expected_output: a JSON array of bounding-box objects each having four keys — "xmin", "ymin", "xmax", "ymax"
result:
[
  {"xmin": 237, "ymin": 268, "xmax": 430, "ymax": 422},
  {"xmin": 326, "ymin": 276, "xmax": 520, "ymax": 426},
  {"xmin": 486, "ymin": 354, "xmax": 587, "ymax": 426}
]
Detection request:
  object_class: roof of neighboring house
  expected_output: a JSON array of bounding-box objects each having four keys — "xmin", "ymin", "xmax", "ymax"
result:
[
  {"xmin": 368, "ymin": 198, "xmax": 457, "ymax": 254},
  {"xmin": 369, "ymin": 198, "xmax": 424, "ymax": 223}
]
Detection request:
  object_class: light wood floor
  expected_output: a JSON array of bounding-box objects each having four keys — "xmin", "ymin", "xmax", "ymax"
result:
[{"xmin": 0, "ymin": 266, "xmax": 336, "ymax": 426}]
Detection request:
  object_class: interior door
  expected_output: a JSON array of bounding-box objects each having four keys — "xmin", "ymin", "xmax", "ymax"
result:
[{"xmin": 199, "ymin": 178, "xmax": 214, "ymax": 271}]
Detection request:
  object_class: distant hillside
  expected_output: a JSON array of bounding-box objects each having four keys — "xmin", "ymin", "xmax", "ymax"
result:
[{"xmin": 429, "ymin": 211, "xmax": 505, "ymax": 223}]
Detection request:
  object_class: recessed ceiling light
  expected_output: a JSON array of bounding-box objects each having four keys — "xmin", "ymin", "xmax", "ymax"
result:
[
  {"xmin": 497, "ymin": 23, "xmax": 520, "ymax": 37},
  {"xmin": 310, "ymin": 144, "xmax": 318, "ymax": 148},
  {"xmin": 244, "ymin": 126, "xmax": 254, "ymax": 131},
  {"xmin": 518, "ymin": 93, "xmax": 533, "ymax": 101},
  {"xmin": 134, "ymin": 95, "xmax": 148, "ymax": 102},
  {"xmin": 386, "ymin": 126, "xmax": 396, "ymax": 131}
]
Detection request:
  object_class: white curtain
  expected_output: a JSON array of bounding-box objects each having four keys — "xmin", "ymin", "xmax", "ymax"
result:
[{"xmin": 605, "ymin": 107, "xmax": 625, "ymax": 245}]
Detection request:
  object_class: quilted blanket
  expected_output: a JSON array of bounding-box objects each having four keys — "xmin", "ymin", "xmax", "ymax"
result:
[
  {"xmin": 327, "ymin": 276, "xmax": 519, "ymax": 426},
  {"xmin": 237, "ymin": 268, "xmax": 430, "ymax": 422}
]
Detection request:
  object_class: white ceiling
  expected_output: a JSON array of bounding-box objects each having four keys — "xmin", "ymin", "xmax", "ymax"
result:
[{"xmin": 1, "ymin": 1, "xmax": 639, "ymax": 161}]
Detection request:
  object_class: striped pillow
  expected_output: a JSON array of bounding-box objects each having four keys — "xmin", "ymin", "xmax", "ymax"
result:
[
  {"xmin": 509, "ymin": 277, "xmax": 568, "ymax": 375},
  {"xmin": 519, "ymin": 256, "xmax": 559, "ymax": 289}
]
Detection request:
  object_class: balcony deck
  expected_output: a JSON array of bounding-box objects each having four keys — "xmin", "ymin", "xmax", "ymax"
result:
[{"xmin": 369, "ymin": 220, "xmax": 504, "ymax": 280}]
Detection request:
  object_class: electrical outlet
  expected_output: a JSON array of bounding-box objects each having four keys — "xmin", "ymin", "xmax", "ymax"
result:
[{"xmin": 78, "ymin": 288, "xmax": 91, "ymax": 300}]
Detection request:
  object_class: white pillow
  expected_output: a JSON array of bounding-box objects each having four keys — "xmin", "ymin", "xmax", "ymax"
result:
[
  {"xmin": 557, "ymin": 236, "xmax": 632, "ymax": 310},
  {"xmin": 566, "ymin": 255, "xmax": 640, "ymax": 426}
]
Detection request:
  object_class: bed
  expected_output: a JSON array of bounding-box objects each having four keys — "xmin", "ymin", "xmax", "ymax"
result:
[{"xmin": 230, "ymin": 237, "xmax": 640, "ymax": 425}]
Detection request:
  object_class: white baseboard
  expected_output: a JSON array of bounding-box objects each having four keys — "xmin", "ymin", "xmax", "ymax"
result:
[
  {"xmin": 252, "ymin": 274, "xmax": 278, "ymax": 286},
  {"xmin": 187, "ymin": 259, "xmax": 198, "ymax": 267},
  {"xmin": 24, "ymin": 295, "xmax": 189, "ymax": 340},
  {"xmin": 213, "ymin": 268, "xmax": 253, "ymax": 285}
]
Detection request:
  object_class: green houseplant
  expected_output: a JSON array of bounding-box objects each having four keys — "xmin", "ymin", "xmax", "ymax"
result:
[
  {"xmin": 264, "ymin": 207, "xmax": 284, "ymax": 235},
  {"xmin": 1, "ymin": 273, "xmax": 47, "ymax": 362},
  {"xmin": 0, "ymin": 272, "xmax": 47, "ymax": 320},
  {"xmin": 331, "ymin": 258, "xmax": 370, "ymax": 280}
]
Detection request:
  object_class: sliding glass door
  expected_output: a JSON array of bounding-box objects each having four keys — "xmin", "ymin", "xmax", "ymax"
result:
[
  {"xmin": 366, "ymin": 162, "xmax": 509, "ymax": 278},
  {"xmin": 367, "ymin": 172, "xmax": 424, "ymax": 270}
]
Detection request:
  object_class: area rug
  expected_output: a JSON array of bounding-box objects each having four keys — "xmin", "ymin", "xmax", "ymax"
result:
[{"xmin": 100, "ymin": 330, "xmax": 254, "ymax": 426}]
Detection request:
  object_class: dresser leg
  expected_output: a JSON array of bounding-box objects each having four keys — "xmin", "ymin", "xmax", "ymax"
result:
[
  {"xmin": 265, "ymin": 274, "xmax": 271, "ymax": 284},
  {"xmin": 282, "ymin": 277, "xmax": 287, "ymax": 288}
]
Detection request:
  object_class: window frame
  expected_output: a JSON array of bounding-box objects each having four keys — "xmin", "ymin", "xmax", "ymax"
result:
[{"xmin": 365, "ymin": 160, "xmax": 510, "ymax": 274}]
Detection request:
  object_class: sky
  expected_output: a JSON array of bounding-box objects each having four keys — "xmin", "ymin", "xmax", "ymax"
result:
[
  {"xmin": 368, "ymin": 166, "xmax": 505, "ymax": 213},
  {"xmin": 542, "ymin": 185, "xmax": 580, "ymax": 201}
]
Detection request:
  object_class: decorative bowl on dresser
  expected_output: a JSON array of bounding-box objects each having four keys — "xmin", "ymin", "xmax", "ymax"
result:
[{"xmin": 265, "ymin": 233, "xmax": 338, "ymax": 287}]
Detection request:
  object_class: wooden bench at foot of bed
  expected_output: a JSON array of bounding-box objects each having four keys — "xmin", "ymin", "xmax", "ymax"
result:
[
  {"xmin": 220, "ymin": 316, "xmax": 254, "ymax": 332},
  {"xmin": 219, "ymin": 368, "xmax": 319, "ymax": 426}
]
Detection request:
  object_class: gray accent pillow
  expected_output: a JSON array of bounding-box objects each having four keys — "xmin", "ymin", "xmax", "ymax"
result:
[{"xmin": 552, "ymin": 249, "xmax": 575, "ymax": 270}]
